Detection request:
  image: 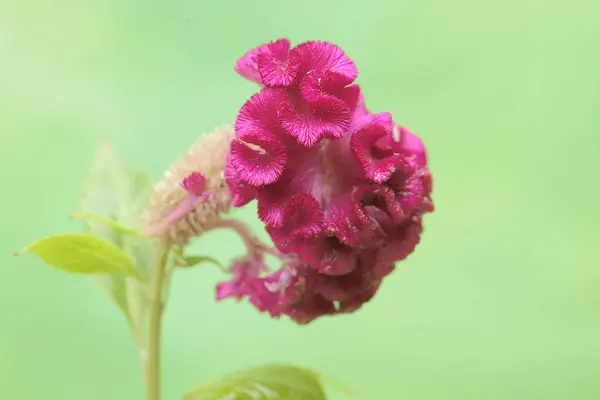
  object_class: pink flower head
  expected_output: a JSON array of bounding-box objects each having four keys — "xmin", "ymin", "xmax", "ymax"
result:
[{"xmin": 221, "ymin": 38, "xmax": 434, "ymax": 323}]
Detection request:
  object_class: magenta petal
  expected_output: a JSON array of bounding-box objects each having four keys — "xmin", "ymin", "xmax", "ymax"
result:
[
  {"xmin": 234, "ymin": 38, "xmax": 291, "ymax": 85},
  {"xmin": 217, "ymin": 269, "xmax": 291, "ymax": 318},
  {"xmin": 310, "ymin": 265, "xmax": 377, "ymax": 303},
  {"xmin": 324, "ymin": 191, "xmax": 373, "ymax": 246},
  {"xmin": 351, "ymin": 112, "xmax": 401, "ymax": 183},
  {"xmin": 356, "ymin": 184, "xmax": 407, "ymax": 226},
  {"xmin": 342, "ymin": 84, "xmax": 362, "ymax": 114},
  {"xmin": 215, "ymin": 256, "xmax": 267, "ymax": 302},
  {"xmin": 420, "ymin": 172, "xmax": 434, "ymax": 213},
  {"xmin": 234, "ymin": 46, "xmax": 266, "ymax": 84},
  {"xmin": 229, "ymin": 133, "xmax": 288, "ymax": 186},
  {"xmin": 268, "ymin": 193, "xmax": 324, "ymax": 242},
  {"xmin": 294, "ymin": 41, "xmax": 358, "ymax": 85},
  {"xmin": 301, "ymin": 72, "xmax": 352, "ymax": 140},
  {"xmin": 279, "ymin": 92, "xmax": 350, "ymax": 147},
  {"xmin": 337, "ymin": 283, "xmax": 380, "ymax": 313},
  {"xmin": 301, "ymin": 69, "xmax": 353, "ymax": 96},
  {"xmin": 399, "ymin": 173, "xmax": 425, "ymax": 218},
  {"xmin": 285, "ymin": 194, "xmax": 324, "ymax": 238},
  {"xmin": 236, "ymin": 88, "xmax": 288, "ymax": 137},
  {"xmin": 257, "ymin": 38, "xmax": 300, "ymax": 87},
  {"xmin": 386, "ymin": 165, "xmax": 431, "ymax": 223},
  {"xmin": 398, "ymin": 126, "xmax": 427, "ymax": 167},
  {"xmin": 180, "ymin": 172, "xmax": 207, "ymax": 197},
  {"xmin": 215, "ymin": 281, "xmax": 241, "ymax": 301},
  {"xmin": 378, "ymin": 220, "xmax": 423, "ymax": 265},
  {"xmin": 286, "ymin": 293, "xmax": 336, "ymax": 325},
  {"xmin": 347, "ymin": 87, "xmax": 377, "ymax": 132},
  {"xmin": 256, "ymin": 185, "xmax": 288, "ymax": 228},
  {"xmin": 224, "ymin": 156, "xmax": 257, "ymax": 207},
  {"xmin": 294, "ymin": 236, "xmax": 358, "ymax": 276},
  {"xmin": 247, "ymin": 268, "xmax": 295, "ymax": 317}
]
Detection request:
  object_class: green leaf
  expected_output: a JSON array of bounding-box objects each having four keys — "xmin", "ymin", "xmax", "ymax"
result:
[
  {"xmin": 317, "ymin": 374, "xmax": 362, "ymax": 400},
  {"xmin": 20, "ymin": 234, "xmax": 139, "ymax": 277},
  {"xmin": 77, "ymin": 140, "xmax": 156, "ymax": 332},
  {"xmin": 177, "ymin": 255, "xmax": 224, "ymax": 270},
  {"xmin": 184, "ymin": 364, "xmax": 327, "ymax": 400},
  {"xmin": 70, "ymin": 211, "xmax": 139, "ymax": 235}
]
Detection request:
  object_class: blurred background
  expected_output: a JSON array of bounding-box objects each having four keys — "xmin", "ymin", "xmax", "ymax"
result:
[{"xmin": 1, "ymin": 0, "xmax": 599, "ymax": 399}]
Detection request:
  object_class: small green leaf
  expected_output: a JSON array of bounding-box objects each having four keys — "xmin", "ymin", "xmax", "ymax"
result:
[
  {"xmin": 177, "ymin": 255, "xmax": 224, "ymax": 270},
  {"xmin": 184, "ymin": 364, "xmax": 327, "ymax": 400},
  {"xmin": 20, "ymin": 233, "xmax": 139, "ymax": 278},
  {"xmin": 70, "ymin": 211, "xmax": 139, "ymax": 235},
  {"xmin": 318, "ymin": 374, "xmax": 362, "ymax": 399}
]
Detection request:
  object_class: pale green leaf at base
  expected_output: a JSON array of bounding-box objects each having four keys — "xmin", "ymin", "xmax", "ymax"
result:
[
  {"xmin": 184, "ymin": 364, "xmax": 327, "ymax": 400},
  {"xmin": 77, "ymin": 140, "xmax": 155, "ymax": 328},
  {"xmin": 124, "ymin": 276, "xmax": 148, "ymax": 345},
  {"xmin": 90, "ymin": 274, "xmax": 131, "ymax": 321},
  {"xmin": 21, "ymin": 233, "xmax": 139, "ymax": 278},
  {"xmin": 89, "ymin": 274, "xmax": 148, "ymax": 346}
]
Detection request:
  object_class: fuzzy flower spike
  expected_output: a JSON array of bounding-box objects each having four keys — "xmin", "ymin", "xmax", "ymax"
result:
[
  {"xmin": 142, "ymin": 125, "xmax": 235, "ymax": 245},
  {"xmin": 218, "ymin": 39, "xmax": 434, "ymax": 324}
]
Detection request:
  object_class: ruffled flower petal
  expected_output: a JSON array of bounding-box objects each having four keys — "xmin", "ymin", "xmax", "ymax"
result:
[
  {"xmin": 234, "ymin": 45, "xmax": 267, "ymax": 84},
  {"xmin": 323, "ymin": 189, "xmax": 373, "ymax": 246},
  {"xmin": 215, "ymin": 256, "xmax": 268, "ymax": 301},
  {"xmin": 309, "ymin": 266, "xmax": 369, "ymax": 302},
  {"xmin": 386, "ymin": 166, "xmax": 429, "ymax": 223},
  {"xmin": 293, "ymin": 235, "xmax": 358, "ymax": 276},
  {"xmin": 229, "ymin": 133, "xmax": 287, "ymax": 186},
  {"xmin": 286, "ymin": 293, "xmax": 336, "ymax": 325},
  {"xmin": 267, "ymin": 193, "xmax": 324, "ymax": 240},
  {"xmin": 224, "ymin": 156, "xmax": 257, "ymax": 207},
  {"xmin": 337, "ymin": 283, "xmax": 380, "ymax": 313},
  {"xmin": 278, "ymin": 91, "xmax": 350, "ymax": 147},
  {"xmin": 351, "ymin": 112, "xmax": 402, "ymax": 183},
  {"xmin": 257, "ymin": 38, "xmax": 300, "ymax": 87},
  {"xmin": 235, "ymin": 88, "xmax": 288, "ymax": 137},
  {"xmin": 377, "ymin": 219, "xmax": 423, "ymax": 266},
  {"xmin": 293, "ymin": 41, "xmax": 358, "ymax": 85},
  {"xmin": 256, "ymin": 184, "xmax": 288, "ymax": 228},
  {"xmin": 246, "ymin": 268, "xmax": 296, "ymax": 318},
  {"xmin": 398, "ymin": 125, "xmax": 427, "ymax": 167},
  {"xmin": 234, "ymin": 38, "xmax": 292, "ymax": 85}
]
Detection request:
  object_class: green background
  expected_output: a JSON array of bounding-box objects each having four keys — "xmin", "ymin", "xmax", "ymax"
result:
[{"xmin": 1, "ymin": 0, "xmax": 599, "ymax": 399}]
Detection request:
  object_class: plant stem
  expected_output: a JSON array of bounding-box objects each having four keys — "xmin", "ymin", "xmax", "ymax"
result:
[
  {"xmin": 211, "ymin": 219, "xmax": 279, "ymax": 256},
  {"xmin": 146, "ymin": 239, "xmax": 170, "ymax": 400}
]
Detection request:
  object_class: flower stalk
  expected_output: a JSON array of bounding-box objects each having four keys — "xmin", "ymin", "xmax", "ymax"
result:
[{"xmin": 145, "ymin": 238, "xmax": 170, "ymax": 400}]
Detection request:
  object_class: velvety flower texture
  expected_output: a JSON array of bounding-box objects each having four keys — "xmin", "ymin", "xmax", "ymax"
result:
[{"xmin": 218, "ymin": 39, "xmax": 434, "ymax": 324}]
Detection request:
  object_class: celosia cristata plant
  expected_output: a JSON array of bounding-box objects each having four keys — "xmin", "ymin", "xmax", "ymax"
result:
[{"xmin": 17, "ymin": 39, "xmax": 433, "ymax": 400}]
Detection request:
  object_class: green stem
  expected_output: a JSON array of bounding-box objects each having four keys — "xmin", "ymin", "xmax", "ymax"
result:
[
  {"xmin": 146, "ymin": 239, "xmax": 170, "ymax": 400},
  {"xmin": 211, "ymin": 219, "xmax": 279, "ymax": 256}
]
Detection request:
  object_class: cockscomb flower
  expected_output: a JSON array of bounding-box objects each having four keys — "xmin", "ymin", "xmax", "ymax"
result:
[
  {"xmin": 217, "ymin": 39, "xmax": 434, "ymax": 323},
  {"xmin": 142, "ymin": 125, "xmax": 235, "ymax": 244}
]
